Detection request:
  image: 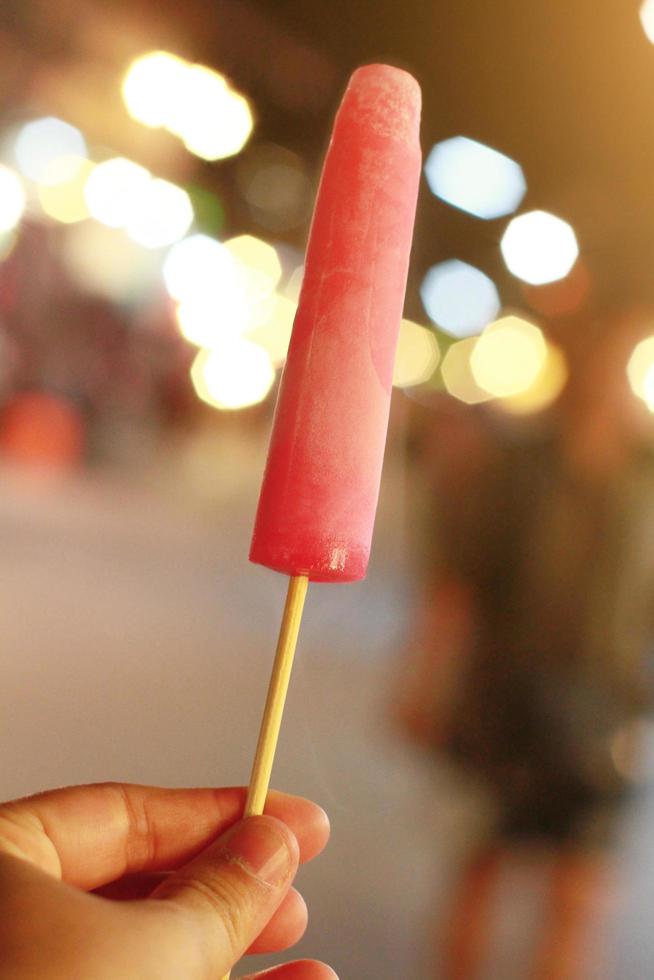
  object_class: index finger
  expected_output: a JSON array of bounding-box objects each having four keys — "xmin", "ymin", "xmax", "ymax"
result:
[{"xmin": 0, "ymin": 783, "xmax": 329, "ymax": 890}]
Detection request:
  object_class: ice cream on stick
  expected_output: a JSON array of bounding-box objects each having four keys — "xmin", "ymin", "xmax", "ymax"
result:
[
  {"xmin": 250, "ymin": 63, "xmax": 422, "ymax": 582},
  {"xmin": 223, "ymin": 64, "xmax": 421, "ymax": 979}
]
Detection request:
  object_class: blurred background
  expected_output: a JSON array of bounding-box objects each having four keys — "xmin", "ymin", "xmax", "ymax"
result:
[{"xmin": 3, "ymin": 0, "xmax": 654, "ymax": 976}]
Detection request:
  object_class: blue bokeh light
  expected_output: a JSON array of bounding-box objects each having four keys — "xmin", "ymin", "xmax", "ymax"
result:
[
  {"xmin": 424, "ymin": 136, "xmax": 526, "ymax": 220},
  {"xmin": 420, "ymin": 259, "xmax": 501, "ymax": 338}
]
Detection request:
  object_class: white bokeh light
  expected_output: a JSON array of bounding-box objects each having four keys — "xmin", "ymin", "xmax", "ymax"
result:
[
  {"xmin": 84, "ymin": 158, "xmax": 151, "ymax": 229},
  {"xmin": 163, "ymin": 235, "xmax": 236, "ymax": 302},
  {"xmin": 191, "ymin": 341, "xmax": 275, "ymax": 410},
  {"xmin": 641, "ymin": 0, "xmax": 654, "ymax": 43},
  {"xmin": 165, "ymin": 235, "xmax": 263, "ymax": 343},
  {"xmin": 15, "ymin": 117, "xmax": 87, "ymax": 184},
  {"xmin": 122, "ymin": 52, "xmax": 254, "ymax": 161},
  {"xmin": 125, "ymin": 178, "xmax": 193, "ymax": 249},
  {"xmin": 424, "ymin": 136, "xmax": 526, "ymax": 220},
  {"xmin": 224, "ymin": 235, "xmax": 282, "ymax": 302},
  {"xmin": 501, "ymin": 210, "xmax": 579, "ymax": 285},
  {"xmin": 420, "ymin": 259, "xmax": 500, "ymax": 338},
  {"xmin": 122, "ymin": 52, "xmax": 188, "ymax": 128},
  {"xmin": 176, "ymin": 294, "xmax": 253, "ymax": 346},
  {"xmin": 178, "ymin": 67, "xmax": 254, "ymax": 160}
]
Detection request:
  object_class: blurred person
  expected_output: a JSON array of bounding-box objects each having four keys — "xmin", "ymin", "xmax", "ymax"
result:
[
  {"xmin": 396, "ymin": 310, "xmax": 654, "ymax": 979},
  {"xmin": 0, "ymin": 781, "xmax": 336, "ymax": 980}
]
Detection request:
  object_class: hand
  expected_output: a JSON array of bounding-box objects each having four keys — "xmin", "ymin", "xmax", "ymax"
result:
[{"xmin": 0, "ymin": 782, "xmax": 337, "ymax": 979}]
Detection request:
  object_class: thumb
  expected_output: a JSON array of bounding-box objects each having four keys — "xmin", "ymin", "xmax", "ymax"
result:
[{"xmin": 150, "ymin": 814, "xmax": 299, "ymax": 977}]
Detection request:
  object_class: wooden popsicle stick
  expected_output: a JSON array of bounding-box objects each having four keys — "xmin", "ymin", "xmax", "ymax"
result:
[{"xmin": 222, "ymin": 572, "xmax": 309, "ymax": 980}]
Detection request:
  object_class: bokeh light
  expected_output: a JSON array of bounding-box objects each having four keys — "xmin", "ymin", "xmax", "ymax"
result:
[
  {"xmin": 224, "ymin": 235, "xmax": 282, "ymax": 301},
  {"xmin": 37, "ymin": 156, "xmax": 93, "ymax": 224},
  {"xmin": 501, "ymin": 210, "xmax": 579, "ymax": 285},
  {"xmin": 14, "ymin": 117, "xmax": 87, "ymax": 184},
  {"xmin": 175, "ymin": 299, "xmax": 245, "ymax": 347},
  {"xmin": 164, "ymin": 63, "xmax": 228, "ymax": 138},
  {"xmin": 495, "ymin": 344, "xmax": 568, "ymax": 415},
  {"xmin": 122, "ymin": 51, "xmax": 188, "ymax": 128},
  {"xmin": 393, "ymin": 319, "xmax": 440, "ymax": 388},
  {"xmin": 125, "ymin": 178, "xmax": 193, "ymax": 249},
  {"xmin": 84, "ymin": 158, "xmax": 151, "ymax": 229},
  {"xmin": 627, "ymin": 336, "xmax": 654, "ymax": 409},
  {"xmin": 166, "ymin": 234, "xmax": 283, "ymax": 344},
  {"xmin": 176, "ymin": 302, "xmax": 222, "ymax": 348},
  {"xmin": 470, "ymin": 315, "xmax": 547, "ymax": 398},
  {"xmin": 247, "ymin": 294, "xmax": 298, "ymax": 366},
  {"xmin": 163, "ymin": 235, "xmax": 235, "ymax": 302},
  {"xmin": 177, "ymin": 66, "xmax": 254, "ymax": 160},
  {"xmin": 191, "ymin": 341, "xmax": 275, "ymax": 410},
  {"xmin": 643, "ymin": 365, "xmax": 654, "ymax": 411},
  {"xmin": 123, "ymin": 52, "xmax": 253, "ymax": 161},
  {"xmin": 237, "ymin": 143, "xmax": 312, "ymax": 232},
  {"xmin": 640, "ymin": 0, "xmax": 654, "ymax": 43},
  {"xmin": 420, "ymin": 259, "xmax": 500, "ymax": 338},
  {"xmin": 424, "ymin": 136, "xmax": 526, "ymax": 220},
  {"xmin": 0, "ymin": 164, "xmax": 26, "ymax": 232},
  {"xmin": 441, "ymin": 338, "xmax": 494, "ymax": 405}
]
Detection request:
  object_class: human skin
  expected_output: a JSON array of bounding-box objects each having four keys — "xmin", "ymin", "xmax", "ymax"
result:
[{"xmin": 0, "ymin": 782, "xmax": 337, "ymax": 979}]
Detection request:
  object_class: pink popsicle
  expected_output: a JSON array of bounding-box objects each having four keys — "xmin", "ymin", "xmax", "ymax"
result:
[{"xmin": 250, "ymin": 64, "xmax": 422, "ymax": 582}]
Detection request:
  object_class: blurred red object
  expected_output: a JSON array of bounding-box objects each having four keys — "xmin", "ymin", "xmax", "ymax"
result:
[{"xmin": 0, "ymin": 392, "xmax": 85, "ymax": 469}]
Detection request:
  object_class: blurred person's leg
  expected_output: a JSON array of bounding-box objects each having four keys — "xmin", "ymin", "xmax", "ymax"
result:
[
  {"xmin": 531, "ymin": 849, "xmax": 613, "ymax": 980},
  {"xmin": 441, "ymin": 843, "xmax": 613, "ymax": 980},
  {"xmin": 442, "ymin": 846, "xmax": 501, "ymax": 980}
]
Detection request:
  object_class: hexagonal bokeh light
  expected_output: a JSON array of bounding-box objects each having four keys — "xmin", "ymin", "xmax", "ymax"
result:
[
  {"xmin": 420, "ymin": 259, "xmax": 500, "ymax": 338},
  {"xmin": 441, "ymin": 338, "xmax": 494, "ymax": 405},
  {"xmin": 470, "ymin": 315, "xmax": 547, "ymax": 398},
  {"xmin": 191, "ymin": 341, "xmax": 275, "ymax": 410},
  {"xmin": 501, "ymin": 210, "xmax": 579, "ymax": 285},
  {"xmin": 223, "ymin": 235, "xmax": 282, "ymax": 302},
  {"xmin": 393, "ymin": 319, "xmax": 441, "ymax": 388},
  {"xmin": 424, "ymin": 136, "xmax": 526, "ymax": 220},
  {"xmin": 15, "ymin": 117, "xmax": 87, "ymax": 184},
  {"xmin": 496, "ymin": 344, "xmax": 568, "ymax": 415},
  {"xmin": 124, "ymin": 178, "xmax": 193, "ymax": 249},
  {"xmin": 84, "ymin": 158, "xmax": 152, "ymax": 229}
]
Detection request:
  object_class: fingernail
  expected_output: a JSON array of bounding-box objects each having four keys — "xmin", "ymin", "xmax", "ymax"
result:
[{"xmin": 220, "ymin": 816, "xmax": 295, "ymax": 888}]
